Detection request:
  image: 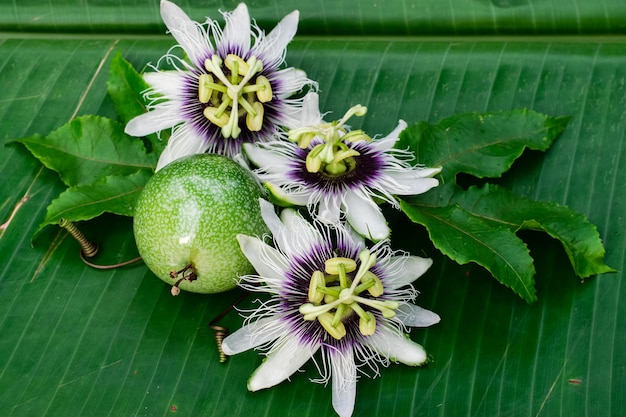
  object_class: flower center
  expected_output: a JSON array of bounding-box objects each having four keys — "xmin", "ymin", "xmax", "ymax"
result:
[
  {"xmin": 288, "ymin": 105, "xmax": 373, "ymax": 177},
  {"xmin": 199, "ymin": 54, "xmax": 272, "ymax": 139},
  {"xmin": 298, "ymin": 249, "xmax": 398, "ymax": 340}
]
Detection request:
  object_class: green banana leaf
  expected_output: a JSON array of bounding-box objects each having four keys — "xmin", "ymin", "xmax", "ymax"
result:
[{"xmin": 0, "ymin": 1, "xmax": 623, "ymax": 416}]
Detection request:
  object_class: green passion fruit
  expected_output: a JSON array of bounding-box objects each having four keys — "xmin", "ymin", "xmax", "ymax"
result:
[{"xmin": 133, "ymin": 154, "xmax": 268, "ymax": 294}]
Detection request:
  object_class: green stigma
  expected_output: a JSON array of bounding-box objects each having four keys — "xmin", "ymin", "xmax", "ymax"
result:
[{"xmin": 288, "ymin": 105, "xmax": 373, "ymax": 177}]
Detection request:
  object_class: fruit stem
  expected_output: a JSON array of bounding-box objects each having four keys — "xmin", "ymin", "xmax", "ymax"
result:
[{"xmin": 169, "ymin": 263, "xmax": 198, "ymax": 296}]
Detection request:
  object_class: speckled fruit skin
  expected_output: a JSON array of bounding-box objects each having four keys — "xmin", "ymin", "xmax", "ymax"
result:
[{"xmin": 133, "ymin": 154, "xmax": 268, "ymax": 294}]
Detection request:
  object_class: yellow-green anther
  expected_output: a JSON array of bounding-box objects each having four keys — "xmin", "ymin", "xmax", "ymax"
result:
[
  {"xmin": 318, "ymin": 312, "xmax": 346, "ymax": 340},
  {"xmin": 364, "ymin": 272, "xmax": 384, "ymax": 297},
  {"xmin": 287, "ymin": 127, "xmax": 305, "ymax": 142},
  {"xmin": 246, "ymin": 101, "xmax": 264, "ymax": 132},
  {"xmin": 198, "ymin": 74, "xmax": 214, "ymax": 103},
  {"xmin": 289, "ymin": 127, "xmax": 321, "ymax": 146},
  {"xmin": 225, "ymin": 54, "xmax": 249, "ymax": 76},
  {"xmin": 308, "ymin": 271, "xmax": 326, "ymax": 304},
  {"xmin": 342, "ymin": 130, "xmax": 372, "ymax": 143},
  {"xmin": 379, "ymin": 306, "xmax": 396, "ymax": 319},
  {"xmin": 359, "ymin": 311, "xmax": 377, "ymax": 336},
  {"xmin": 332, "ymin": 148, "xmax": 360, "ymax": 165},
  {"xmin": 255, "ymin": 75, "xmax": 273, "ymax": 103},
  {"xmin": 297, "ymin": 132, "xmax": 317, "ymax": 148},
  {"xmin": 308, "ymin": 143, "xmax": 325, "ymax": 159},
  {"xmin": 306, "ymin": 153, "xmax": 322, "ymax": 173},
  {"xmin": 204, "ymin": 107, "xmax": 229, "ymax": 127},
  {"xmin": 325, "ymin": 257, "xmax": 357, "ymax": 275}
]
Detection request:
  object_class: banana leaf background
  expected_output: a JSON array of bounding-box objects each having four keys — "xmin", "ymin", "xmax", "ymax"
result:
[{"xmin": 1, "ymin": 1, "xmax": 624, "ymax": 416}]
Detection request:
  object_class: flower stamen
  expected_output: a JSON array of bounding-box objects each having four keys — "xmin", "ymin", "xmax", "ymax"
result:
[
  {"xmin": 201, "ymin": 54, "xmax": 269, "ymax": 138},
  {"xmin": 299, "ymin": 250, "xmax": 397, "ymax": 339},
  {"xmin": 288, "ymin": 104, "xmax": 374, "ymax": 176},
  {"xmin": 318, "ymin": 312, "xmax": 347, "ymax": 340}
]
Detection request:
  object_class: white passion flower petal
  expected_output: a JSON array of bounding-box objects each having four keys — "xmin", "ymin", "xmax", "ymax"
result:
[
  {"xmin": 155, "ymin": 123, "xmax": 209, "ymax": 170},
  {"xmin": 317, "ymin": 194, "xmax": 342, "ymax": 225},
  {"xmin": 265, "ymin": 182, "xmax": 311, "ymax": 207},
  {"xmin": 258, "ymin": 200, "xmax": 317, "ymax": 259},
  {"xmin": 258, "ymin": 198, "xmax": 283, "ymax": 237},
  {"xmin": 247, "ymin": 335, "xmax": 320, "ymax": 391},
  {"xmin": 125, "ymin": 107, "xmax": 183, "ymax": 138},
  {"xmin": 236, "ymin": 235, "xmax": 289, "ymax": 289},
  {"xmin": 160, "ymin": 0, "xmax": 210, "ymax": 66},
  {"xmin": 299, "ymin": 91, "xmax": 323, "ymax": 126},
  {"xmin": 243, "ymin": 143, "xmax": 291, "ymax": 174},
  {"xmin": 257, "ymin": 10, "xmax": 299, "ymax": 67},
  {"xmin": 143, "ymin": 70, "xmax": 188, "ymax": 98},
  {"xmin": 344, "ymin": 190, "xmax": 390, "ymax": 241},
  {"xmin": 396, "ymin": 304, "xmax": 441, "ymax": 328},
  {"xmin": 331, "ymin": 350, "xmax": 357, "ymax": 417},
  {"xmin": 222, "ymin": 316, "xmax": 287, "ymax": 355},
  {"xmin": 373, "ymin": 119, "xmax": 408, "ymax": 151},
  {"xmin": 220, "ymin": 3, "xmax": 251, "ymax": 57},
  {"xmin": 278, "ymin": 206, "xmax": 323, "ymax": 258},
  {"xmin": 384, "ymin": 255, "xmax": 433, "ymax": 290},
  {"xmin": 273, "ymin": 68, "xmax": 313, "ymax": 99},
  {"xmin": 365, "ymin": 325, "xmax": 428, "ymax": 366},
  {"xmin": 383, "ymin": 168, "xmax": 441, "ymax": 195}
]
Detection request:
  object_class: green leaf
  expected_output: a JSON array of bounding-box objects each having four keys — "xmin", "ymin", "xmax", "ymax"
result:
[
  {"xmin": 15, "ymin": 115, "xmax": 157, "ymax": 187},
  {"xmin": 107, "ymin": 51, "xmax": 151, "ymax": 125},
  {"xmin": 107, "ymin": 52, "xmax": 166, "ymax": 156},
  {"xmin": 450, "ymin": 184, "xmax": 615, "ymax": 278},
  {"xmin": 399, "ymin": 200, "xmax": 537, "ymax": 302},
  {"xmin": 398, "ymin": 110, "xmax": 569, "ymax": 182},
  {"xmin": 39, "ymin": 170, "xmax": 153, "ymax": 231}
]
